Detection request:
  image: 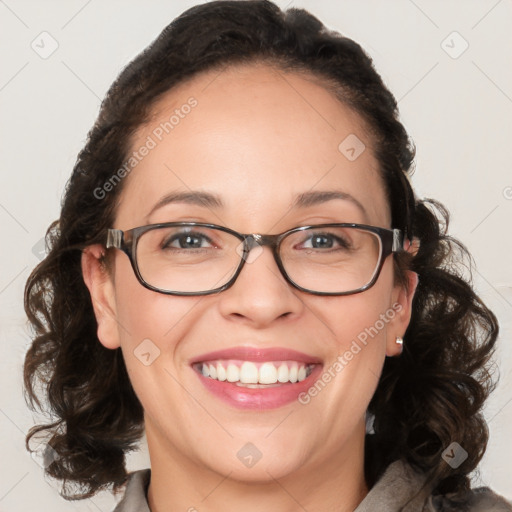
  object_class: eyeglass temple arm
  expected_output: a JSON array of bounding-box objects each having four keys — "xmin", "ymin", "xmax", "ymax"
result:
[
  {"xmin": 392, "ymin": 229, "xmax": 404, "ymax": 252},
  {"xmin": 106, "ymin": 228, "xmax": 123, "ymax": 249}
]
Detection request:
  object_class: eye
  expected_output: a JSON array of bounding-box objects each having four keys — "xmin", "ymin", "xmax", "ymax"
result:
[
  {"xmin": 300, "ymin": 231, "xmax": 351, "ymax": 251},
  {"xmin": 162, "ymin": 231, "xmax": 216, "ymax": 250}
]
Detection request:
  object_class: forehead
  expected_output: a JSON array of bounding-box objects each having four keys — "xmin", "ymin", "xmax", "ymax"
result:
[{"xmin": 115, "ymin": 62, "xmax": 389, "ymax": 231}]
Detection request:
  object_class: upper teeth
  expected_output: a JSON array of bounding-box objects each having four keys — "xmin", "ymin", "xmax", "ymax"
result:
[{"xmin": 198, "ymin": 360, "xmax": 314, "ymax": 384}]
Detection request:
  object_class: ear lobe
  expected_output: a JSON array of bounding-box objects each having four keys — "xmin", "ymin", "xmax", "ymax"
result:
[
  {"xmin": 385, "ymin": 270, "xmax": 419, "ymax": 357},
  {"xmin": 81, "ymin": 245, "xmax": 121, "ymax": 349}
]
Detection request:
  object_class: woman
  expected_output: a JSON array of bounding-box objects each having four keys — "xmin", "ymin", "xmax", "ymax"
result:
[{"xmin": 23, "ymin": 1, "xmax": 512, "ymax": 510}]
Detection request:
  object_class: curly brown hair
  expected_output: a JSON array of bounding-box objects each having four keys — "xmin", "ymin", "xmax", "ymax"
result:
[{"xmin": 23, "ymin": 0, "xmax": 499, "ymax": 501}]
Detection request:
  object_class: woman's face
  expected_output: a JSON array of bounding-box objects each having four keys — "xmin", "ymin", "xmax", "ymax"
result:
[{"xmin": 83, "ymin": 62, "xmax": 416, "ymax": 483}]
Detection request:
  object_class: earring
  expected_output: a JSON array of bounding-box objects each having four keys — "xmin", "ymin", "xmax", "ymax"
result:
[
  {"xmin": 395, "ymin": 336, "xmax": 403, "ymax": 345},
  {"xmin": 365, "ymin": 410, "xmax": 375, "ymax": 435}
]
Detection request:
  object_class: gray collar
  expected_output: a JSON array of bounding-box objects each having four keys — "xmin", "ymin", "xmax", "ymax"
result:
[{"xmin": 112, "ymin": 459, "xmax": 511, "ymax": 512}]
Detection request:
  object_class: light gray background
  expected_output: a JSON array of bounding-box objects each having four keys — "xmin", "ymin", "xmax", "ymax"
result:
[{"xmin": 1, "ymin": 0, "xmax": 511, "ymax": 510}]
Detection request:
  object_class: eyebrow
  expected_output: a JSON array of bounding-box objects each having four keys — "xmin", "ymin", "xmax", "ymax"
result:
[
  {"xmin": 147, "ymin": 189, "xmax": 367, "ymax": 218},
  {"xmin": 147, "ymin": 191, "xmax": 223, "ymax": 217},
  {"xmin": 293, "ymin": 190, "xmax": 366, "ymax": 216}
]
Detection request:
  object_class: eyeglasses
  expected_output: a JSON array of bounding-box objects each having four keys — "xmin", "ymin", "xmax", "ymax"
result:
[{"xmin": 105, "ymin": 222, "xmax": 404, "ymax": 296}]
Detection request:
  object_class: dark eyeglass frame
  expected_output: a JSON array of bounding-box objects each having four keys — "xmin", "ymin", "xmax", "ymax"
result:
[{"xmin": 106, "ymin": 222, "xmax": 404, "ymax": 296}]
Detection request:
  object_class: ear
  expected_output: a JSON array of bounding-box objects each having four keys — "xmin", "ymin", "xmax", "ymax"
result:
[
  {"xmin": 81, "ymin": 245, "xmax": 121, "ymax": 349},
  {"xmin": 385, "ymin": 269, "xmax": 419, "ymax": 357}
]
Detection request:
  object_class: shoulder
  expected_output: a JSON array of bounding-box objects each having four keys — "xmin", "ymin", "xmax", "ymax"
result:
[
  {"xmin": 429, "ymin": 486, "xmax": 512, "ymax": 512},
  {"xmin": 112, "ymin": 469, "xmax": 151, "ymax": 512},
  {"xmin": 356, "ymin": 459, "xmax": 512, "ymax": 512}
]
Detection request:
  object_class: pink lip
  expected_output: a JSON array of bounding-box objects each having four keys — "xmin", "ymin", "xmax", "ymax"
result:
[
  {"xmin": 190, "ymin": 346, "xmax": 323, "ymax": 365},
  {"xmin": 190, "ymin": 346, "xmax": 323, "ymax": 410}
]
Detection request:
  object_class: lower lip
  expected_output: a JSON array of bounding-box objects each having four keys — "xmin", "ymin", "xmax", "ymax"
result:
[{"xmin": 194, "ymin": 364, "xmax": 323, "ymax": 410}]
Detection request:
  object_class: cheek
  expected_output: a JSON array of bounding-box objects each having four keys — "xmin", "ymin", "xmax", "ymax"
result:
[
  {"xmin": 322, "ymin": 296, "xmax": 389, "ymax": 383},
  {"xmin": 112, "ymin": 254, "xmax": 187, "ymax": 338},
  {"xmin": 320, "ymin": 258, "xmax": 395, "ymax": 348},
  {"xmin": 111, "ymin": 254, "xmax": 201, "ymax": 373},
  {"xmin": 111, "ymin": 264, "xmax": 205, "ymax": 419},
  {"xmin": 306, "ymin": 259, "xmax": 396, "ymax": 402}
]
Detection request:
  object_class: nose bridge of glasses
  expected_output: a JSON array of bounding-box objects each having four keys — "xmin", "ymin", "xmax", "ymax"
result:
[{"xmin": 242, "ymin": 233, "xmax": 280, "ymax": 253}]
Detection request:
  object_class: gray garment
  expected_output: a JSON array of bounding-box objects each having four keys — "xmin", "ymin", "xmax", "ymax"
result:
[{"xmin": 112, "ymin": 460, "xmax": 512, "ymax": 512}]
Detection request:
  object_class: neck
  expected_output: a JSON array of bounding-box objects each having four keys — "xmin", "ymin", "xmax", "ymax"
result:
[{"xmin": 146, "ymin": 421, "xmax": 369, "ymax": 512}]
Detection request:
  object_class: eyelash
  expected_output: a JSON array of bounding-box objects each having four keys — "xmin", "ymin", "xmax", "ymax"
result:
[
  {"xmin": 160, "ymin": 230, "xmax": 352, "ymax": 252},
  {"xmin": 162, "ymin": 232, "xmax": 217, "ymax": 250}
]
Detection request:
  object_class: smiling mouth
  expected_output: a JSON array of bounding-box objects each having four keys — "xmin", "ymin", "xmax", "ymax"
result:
[{"xmin": 193, "ymin": 360, "xmax": 317, "ymax": 387}]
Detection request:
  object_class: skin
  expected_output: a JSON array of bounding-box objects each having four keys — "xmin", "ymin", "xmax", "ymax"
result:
[{"xmin": 82, "ymin": 62, "xmax": 418, "ymax": 512}]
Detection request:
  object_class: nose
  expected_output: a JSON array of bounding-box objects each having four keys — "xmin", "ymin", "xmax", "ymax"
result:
[{"xmin": 216, "ymin": 243, "xmax": 305, "ymax": 328}]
